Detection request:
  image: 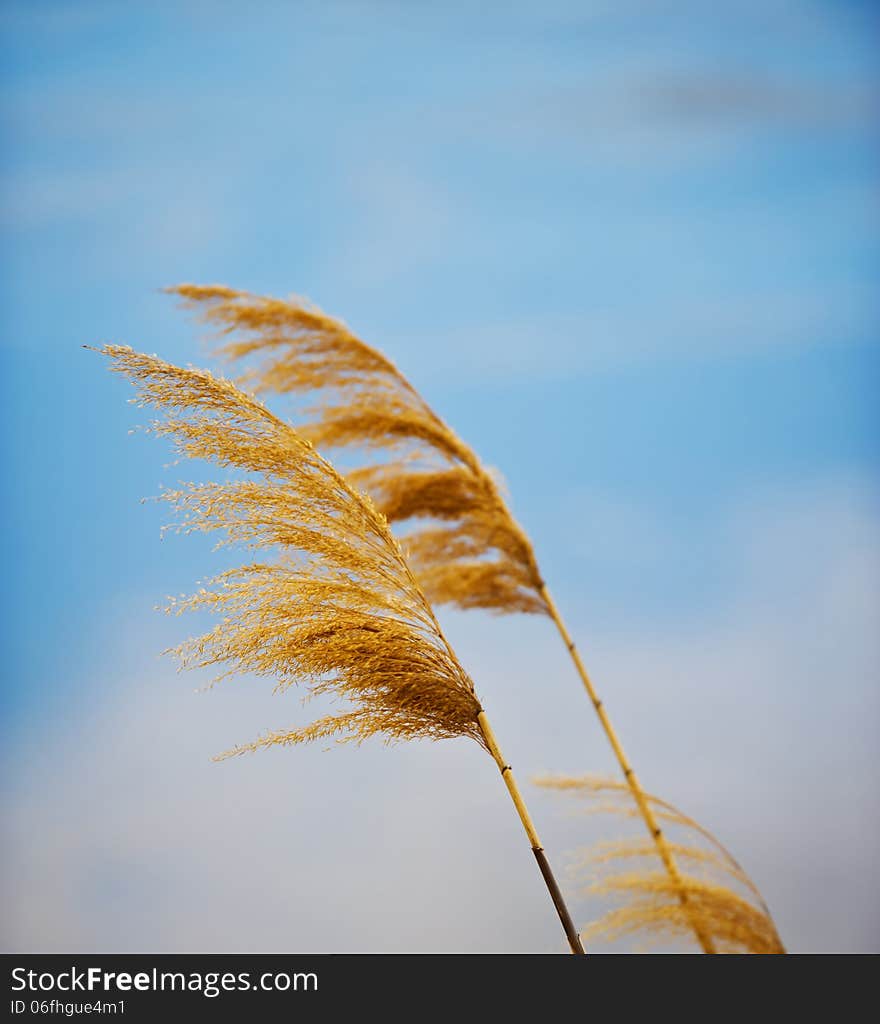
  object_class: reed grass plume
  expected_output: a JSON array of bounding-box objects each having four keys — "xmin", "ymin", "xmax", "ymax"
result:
[
  {"xmin": 98, "ymin": 344, "xmax": 483, "ymax": 754},
  {"xmin": 535, "ymin": 775, "xmax": 786, "ymax": 954},
  {"xmin": 168, "ymin": 284, "xmax": 548, "ymax": 617},
  {"xmin": 96, "ymin": 344, "xmax": 585, "ymax": 953}
]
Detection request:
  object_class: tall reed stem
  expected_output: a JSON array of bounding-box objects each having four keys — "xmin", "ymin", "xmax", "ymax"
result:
[
  {"xmin": 537, "ymin": 584, "xmax": 717, "ymax": 955},
  {"xmin": 476, "ymin": 711, "xmax": 586, "ymax": 955}
]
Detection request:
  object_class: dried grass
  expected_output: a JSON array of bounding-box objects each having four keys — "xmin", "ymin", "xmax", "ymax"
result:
[
  {"xmin": 98, "ymin": 344, "xmax": 485, "ymax": 757},
  {"xmin": 535, "ymin": 775, "xmax": 786, "ymax": 954},
  {"xmin": 168, "ymin": 285, "xmax": 548, "ymax": 616}
]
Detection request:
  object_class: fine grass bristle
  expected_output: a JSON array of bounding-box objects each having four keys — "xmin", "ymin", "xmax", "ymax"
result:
[
  {"xmin": 99, "ymin": 344, "xmax": 485, "ymax": 757},
  {"xmin": 167, "ymin": 284, "xmax": 548, "ymax": 616},
  {"xmin": 535, "ymin": 775, "xmax": 786, "ymax": 954}
]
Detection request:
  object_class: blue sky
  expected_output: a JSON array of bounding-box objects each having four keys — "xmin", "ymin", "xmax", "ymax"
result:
[{"xmin": 2, "ymin": 0, "xmax": 878, "ymax": 952}]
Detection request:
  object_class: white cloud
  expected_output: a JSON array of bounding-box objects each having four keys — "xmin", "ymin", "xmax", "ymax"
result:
[{"xmin": 2, "ymin": 475, "xmax": 878, "ymax": 951}]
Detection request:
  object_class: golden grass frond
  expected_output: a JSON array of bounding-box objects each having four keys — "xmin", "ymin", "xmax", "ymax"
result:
[
  {"xmin": 585, "ymin": 874, "xmax": 784, "ymax": 954},
  {"xmin": 535, "ymin": 774, "xmax": 786, "ymax": 954},
  {"xmin": 167, "ymin": 284, "xmax": 547, "ymax": 617},
  {"xmin": 99, "ymin": 344, "xmax": 485, "ymax": 758}
]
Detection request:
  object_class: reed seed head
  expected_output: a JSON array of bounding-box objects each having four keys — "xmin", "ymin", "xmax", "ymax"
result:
[
  {"xmin": 535, "ymin": 774, "xmax": 786, "ymax": 954},
  {"xmin": 167, "ymin": 284, "xmax": 548, "ymax": 617},
  {"xmin": 99, "ymin": 344, "xmax": 485, "ymax": 758}
]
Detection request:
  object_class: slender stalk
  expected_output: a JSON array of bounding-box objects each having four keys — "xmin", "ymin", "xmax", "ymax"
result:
[
  {"xmin": 537, "ymin": 584, "xmax": 717, "ymax": 955},
  {"xmin": 477, "ymin": 710, "xmax": 586, "ymax": 955}
]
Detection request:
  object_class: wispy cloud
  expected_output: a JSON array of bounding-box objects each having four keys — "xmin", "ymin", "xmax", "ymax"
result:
[
  {"xmin": 374, "ymin": 280, "xmax": 876, "ymax": 382},
  {"xmin": 3, "ymin": 476, "xmax": 878, "ymax": 951}
]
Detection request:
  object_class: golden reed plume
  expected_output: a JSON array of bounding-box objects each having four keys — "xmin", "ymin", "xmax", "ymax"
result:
[
  {"xmin": 96, "ymin": 343, "xmax": 585, "ymax": 954},
  {"xmin": 536, "ymin": 775, "xmax": 786, "ymax": 954},
  {"xmin": 167, "ymin": 283, "xmax": 719, "ymax": 952},
  {"xmin": 169, "ymin": 284, "xmax": 545, "ymax": 615}
]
